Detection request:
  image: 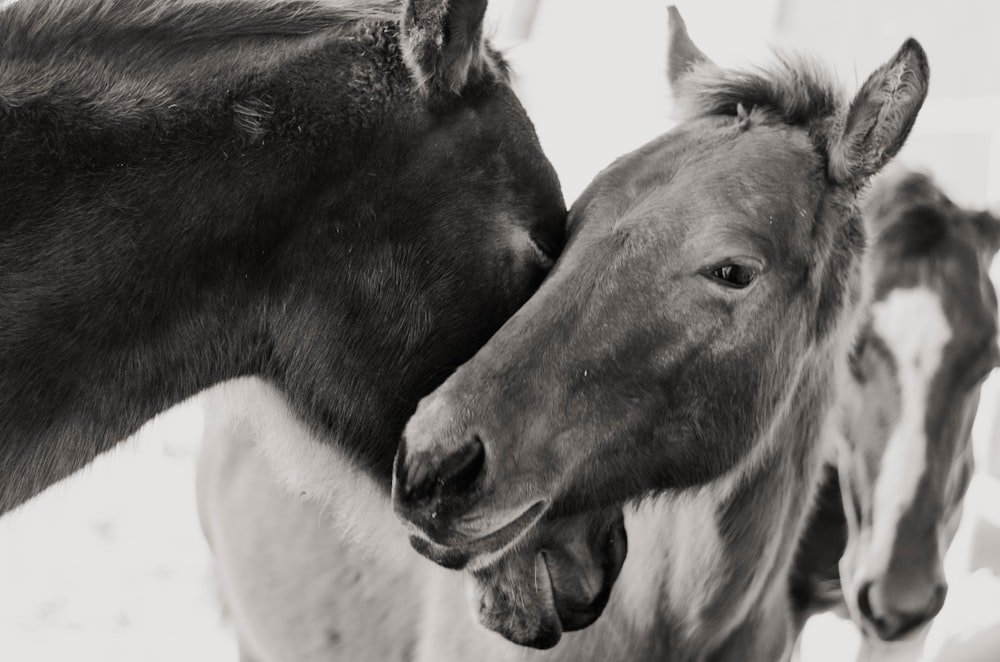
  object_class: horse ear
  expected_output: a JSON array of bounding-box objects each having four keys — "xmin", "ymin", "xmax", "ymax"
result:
[
  {"xmin": 400, "ymin": 0, "xmax": 491, "ymax": 95},
  {"xmin": 828, "ymin": 39, "xmax": 929, "ymax": 186},
  {"xmin": 667, "ymin": 6, "xmax": 713, "ymax": 91},
  {"xmin": 971, "ymin": 210, "xmax": 1000, "ymax": 258}
]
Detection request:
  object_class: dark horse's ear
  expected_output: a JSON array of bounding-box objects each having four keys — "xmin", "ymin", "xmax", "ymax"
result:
[
  {"xmin": 828, "ymin": 39, "xmax": 929, "ymax": 186},
  {"xmin": 400, "ymin": 0, "xmax": 492, "ymax": 95},
  {"xmin": 971, "ymin": 210, "xmax": 1000, "ymax": 258},
  {"xmin": 667, "ymin": 6, "xmax": 713, "ymax": 90}
]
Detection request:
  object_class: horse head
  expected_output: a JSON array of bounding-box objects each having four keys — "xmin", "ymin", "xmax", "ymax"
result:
[{"xmin": 836, "ymin": 170, "xmax": 1000, "ymax": 640}]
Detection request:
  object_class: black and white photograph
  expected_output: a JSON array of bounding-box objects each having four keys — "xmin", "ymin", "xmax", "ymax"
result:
[{"xmin": 1, "ymin": 0, "xmax": 998, "ymax": 660}]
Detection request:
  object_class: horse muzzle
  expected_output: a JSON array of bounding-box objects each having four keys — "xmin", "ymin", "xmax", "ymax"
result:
[
  {"xmin": 468, "ymin": 508, "xmax": 627, "ymax": 648},
  {"xmin": 392, "ymin": 431, "xmax": 549, "ymax": 566},
  {"xmin": 398, "ymin": 493, "xmax": 628, "ymax": 648},
  {"xmin": 855, "ymin": 575, "xmax": 948, "ymax": 641}
]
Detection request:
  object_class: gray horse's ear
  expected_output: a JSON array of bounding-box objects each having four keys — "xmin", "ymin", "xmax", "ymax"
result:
[
  {"xmin": 828, "ymin": 39, "xmax": 930, "ymax": 186},
  {"xmin": 667, "ymin": 6, "xmax": 712, "ymax": 91},
  {"xmin": 400, "ymin": 0, "xmax": 492, "ymax": 95}
]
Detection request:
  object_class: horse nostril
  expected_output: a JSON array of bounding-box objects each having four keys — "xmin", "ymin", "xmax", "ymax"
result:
[
  {"xmin": 396, "ymin": 444, "xmax": 436, "ymax": 505},
  {"xmin": 929, "ymin": 582, "xmax": 948, "ymax": 616},
  {"xmin": 857, "ymin": 581, "xmax": 893, "ymax": 637},
  {"xmin": 396, "ymin": 435, "xmax": 486, "ymax": 510},
  {"xmin": 437, "ymin": 434, "xmax": 486, "ymax": 498},
  {"xmin": 857, "ymin": 581, "xmax": 876, "ymax": 622},
  {"xmin": 856, "ymin": 579, "xmax": 945, "ymax": 641}
]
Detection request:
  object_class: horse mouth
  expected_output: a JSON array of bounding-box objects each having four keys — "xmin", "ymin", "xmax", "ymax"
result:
[
  {"xmin": 406, "ymin": 500, "xmax": 548, "ymax": 570},
  {"xmin": 416, "ymin": 507, "xmax": 628, "ymax": 649},
  {"xmin": 469, "ymin": 543, "xmax": 622, "ymax": 649}
]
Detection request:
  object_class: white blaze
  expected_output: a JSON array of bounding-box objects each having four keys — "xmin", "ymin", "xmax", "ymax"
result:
[{"xmin": 865, "ymin": 287, "xmax": 951, "ymax": 577}]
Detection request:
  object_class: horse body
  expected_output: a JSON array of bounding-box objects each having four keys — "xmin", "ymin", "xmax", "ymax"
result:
[
  {"xmin": 0, "ymin": 0, "xmax": 643, "ymax": 645},
  {"xmin": 791, "ymin": 169, "xmax": 1000, "ymax": 642}
]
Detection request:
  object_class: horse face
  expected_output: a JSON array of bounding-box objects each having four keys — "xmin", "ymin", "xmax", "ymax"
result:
[
  {"xmin": 399, "ymin": 117, "xmax": 831, "ymax": 510},
  {"xmin": 838, "ymin": 174, "xmax": 1000, "ymax": 641},
  {"xmin": 393, "ymin": 117, "xmax": 841, "ymax": 644}
]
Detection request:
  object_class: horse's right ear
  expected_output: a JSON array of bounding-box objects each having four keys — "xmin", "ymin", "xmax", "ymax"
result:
[
  {"xmin": 667, "ymin": 6, "xmax": 712, "ymax": 91},
  {"xmin": 971, "ymin": 210, "xmax": 1000, "ymax": 258},
  {"xmin": 828, "ymin": 39, "xmax": 929, "ymax": 186},
  {"xmin": 400, "ymin": 0, "xmax": 492, "ymax": 96}
]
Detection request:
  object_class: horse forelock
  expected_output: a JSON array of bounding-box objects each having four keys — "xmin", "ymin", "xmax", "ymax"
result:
[{"xmin": 673, "ymin": 53, "xmax": 844, "ymax": 141}]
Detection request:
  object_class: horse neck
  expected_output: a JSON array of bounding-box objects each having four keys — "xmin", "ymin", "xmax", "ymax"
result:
[
  {"xmin": 0, "ymin": 235, "xmax": 271, "ymax": 512},
  {"xmin": 0, "ymin": 17, "xmax": 413, "ymax": 513},
  {"xmin": 571, "ymin": 362, "xmax": 841, "ymax": 661}
]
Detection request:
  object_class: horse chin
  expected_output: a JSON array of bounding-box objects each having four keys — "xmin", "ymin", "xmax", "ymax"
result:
[
  {"xmin": 468, "ymin": 551, "xmax": 564, "ymax": 648},
  {"xmin": 406, "ymin": 503, "xmax": 628, "ymax": 648},
  {"xmin": 465, "ymin": 508, "xmax": 628, "ymax": 648}
]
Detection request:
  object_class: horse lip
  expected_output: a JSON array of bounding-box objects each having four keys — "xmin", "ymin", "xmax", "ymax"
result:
[
  {"xmin": 407, "ymin": 535, "xmax": 471, "ymax": 570},
  {"xmin": 407, "ymin": 501, "xmax": 548, "ymax": 567},
  {"xmin": 862, "ymin": 617, "xmax": 931, "ymax": 644}
]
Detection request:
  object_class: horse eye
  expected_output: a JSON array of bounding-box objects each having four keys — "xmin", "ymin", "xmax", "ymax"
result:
[{"xmin": 710, "ymin": 264, "xmax": 756, "ymax": 288}]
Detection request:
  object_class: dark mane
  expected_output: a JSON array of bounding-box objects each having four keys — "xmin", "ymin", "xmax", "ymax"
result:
[
  {"xmin": 868, "ymin": 172, "xmax": 977, "ymax": 261},
  {"xmin": 674, "ymin": 53, "xmax": 844, "ymax": 129},
  {"xmin": 0, "ymin": 0, "xmax": 397, "ymax": 52},
  {"xmin": 0, "ymin": 0, "xmax": 398, "ymax": 112}
]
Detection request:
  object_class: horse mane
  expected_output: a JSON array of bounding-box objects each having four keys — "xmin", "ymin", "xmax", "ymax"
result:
[
  {"xmin": 674, "ymin": 53, "xmax": 845, "ymax": 130},
  {"xmin": 0, "ymin": 0, "xmax": 397, "ymax": 51},
  {"xmin": 0, "ymin": 0, "xmax": 399, "ymax": 112}
]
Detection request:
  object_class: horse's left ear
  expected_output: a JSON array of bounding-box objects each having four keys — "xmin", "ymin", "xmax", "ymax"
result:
[
  {"xmin": 667, "ymin": 6, "xmax": 713, "ymax": 91},
  {"xmin": 400, "ymin": 0, "xmax": 491, "ymax": 95},
  {"xmin": 828, "ymin": 39, "xmax": 929, "ymax": 186}
]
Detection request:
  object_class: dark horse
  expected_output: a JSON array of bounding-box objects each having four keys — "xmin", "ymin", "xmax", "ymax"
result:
[
  {"xmin": 790, "ymin": 170, "xmax": 1000, "ymax": 643},
  {"xmin": 395, "ymin": 7, "xmax": 929, "ymax": 658},
  {"xmin": 0, "ymin": 0, "xmax": 626, "ymax": 645}
]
